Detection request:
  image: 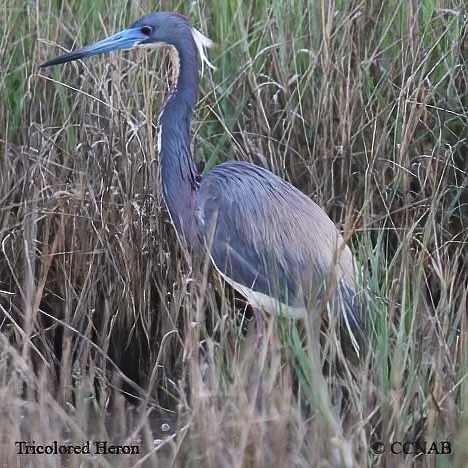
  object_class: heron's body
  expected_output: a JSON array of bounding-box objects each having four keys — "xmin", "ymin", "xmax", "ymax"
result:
[
  {"xmin": 41, "ymin": 12, "xmax": 361, "ymax": 330},
  {"xmin": 196, "ymin": 161, "xmax": 356, "ymax": 319}
]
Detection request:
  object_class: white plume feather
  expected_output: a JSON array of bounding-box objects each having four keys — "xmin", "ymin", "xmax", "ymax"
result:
[{"xmin": 191, "ymin": 27, "xmax": 215, "ymax": 75}]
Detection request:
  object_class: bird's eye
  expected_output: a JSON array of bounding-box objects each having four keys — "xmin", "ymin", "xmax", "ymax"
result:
[{"xmin": 140, "ymin": 26, "xmax": 152, "ymax": 36}]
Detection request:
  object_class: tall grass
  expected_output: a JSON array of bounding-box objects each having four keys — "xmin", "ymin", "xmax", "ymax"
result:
[{"xmin": 1, "ymin": 0, "xmax": 466, "ymax": 466}]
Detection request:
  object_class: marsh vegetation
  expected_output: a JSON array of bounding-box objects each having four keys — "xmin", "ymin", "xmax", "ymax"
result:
[{"xmin": 0, "ymin": 1, "xmax": 466, "ymax": 466}]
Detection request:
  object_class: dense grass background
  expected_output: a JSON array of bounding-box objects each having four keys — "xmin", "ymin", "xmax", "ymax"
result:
[{"xmin": 1, "ymin": 0, "xmax": 466, "ymax": 466}]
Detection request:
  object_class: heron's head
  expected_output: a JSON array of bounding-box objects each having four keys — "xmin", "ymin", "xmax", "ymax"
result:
[{"xmin": 40, "ymin": 12, "xmax": 213, "ymax": 69}]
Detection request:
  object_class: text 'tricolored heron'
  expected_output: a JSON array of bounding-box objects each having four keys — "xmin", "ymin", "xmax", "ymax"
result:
[{"xmin": 40, "ymin": 12, "xmax": 364, "ymax": 348}]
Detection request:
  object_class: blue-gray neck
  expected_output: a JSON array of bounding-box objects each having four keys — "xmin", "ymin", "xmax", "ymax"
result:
[{"xmin": 159, "ymin": 35, "xmax": 200, "ymax": 249}]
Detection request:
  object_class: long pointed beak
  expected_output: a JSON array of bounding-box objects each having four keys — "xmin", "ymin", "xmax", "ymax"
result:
[{"xmin": 40, "ymin": 27, "xmax": 148, "ymax": 68}]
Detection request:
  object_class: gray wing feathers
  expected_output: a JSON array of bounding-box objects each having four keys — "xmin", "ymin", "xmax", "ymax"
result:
[{"xmin": 195, "ymin": 161, "xmax": 356, "ymax": 316}]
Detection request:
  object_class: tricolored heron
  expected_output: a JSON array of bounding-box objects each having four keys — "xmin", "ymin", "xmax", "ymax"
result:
[{"xmin": 40, "ymin": 12, "xmax": 363, "ymax": 347}]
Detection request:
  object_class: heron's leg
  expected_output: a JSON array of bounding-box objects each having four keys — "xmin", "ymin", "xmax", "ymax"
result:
[
  {"xmin": 252, "ymin": 307, "xmax": 265, "ymax": 341},
  {"xmin": 251, "ymin": 307, "xmax": 269, "ymax": 411}
]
